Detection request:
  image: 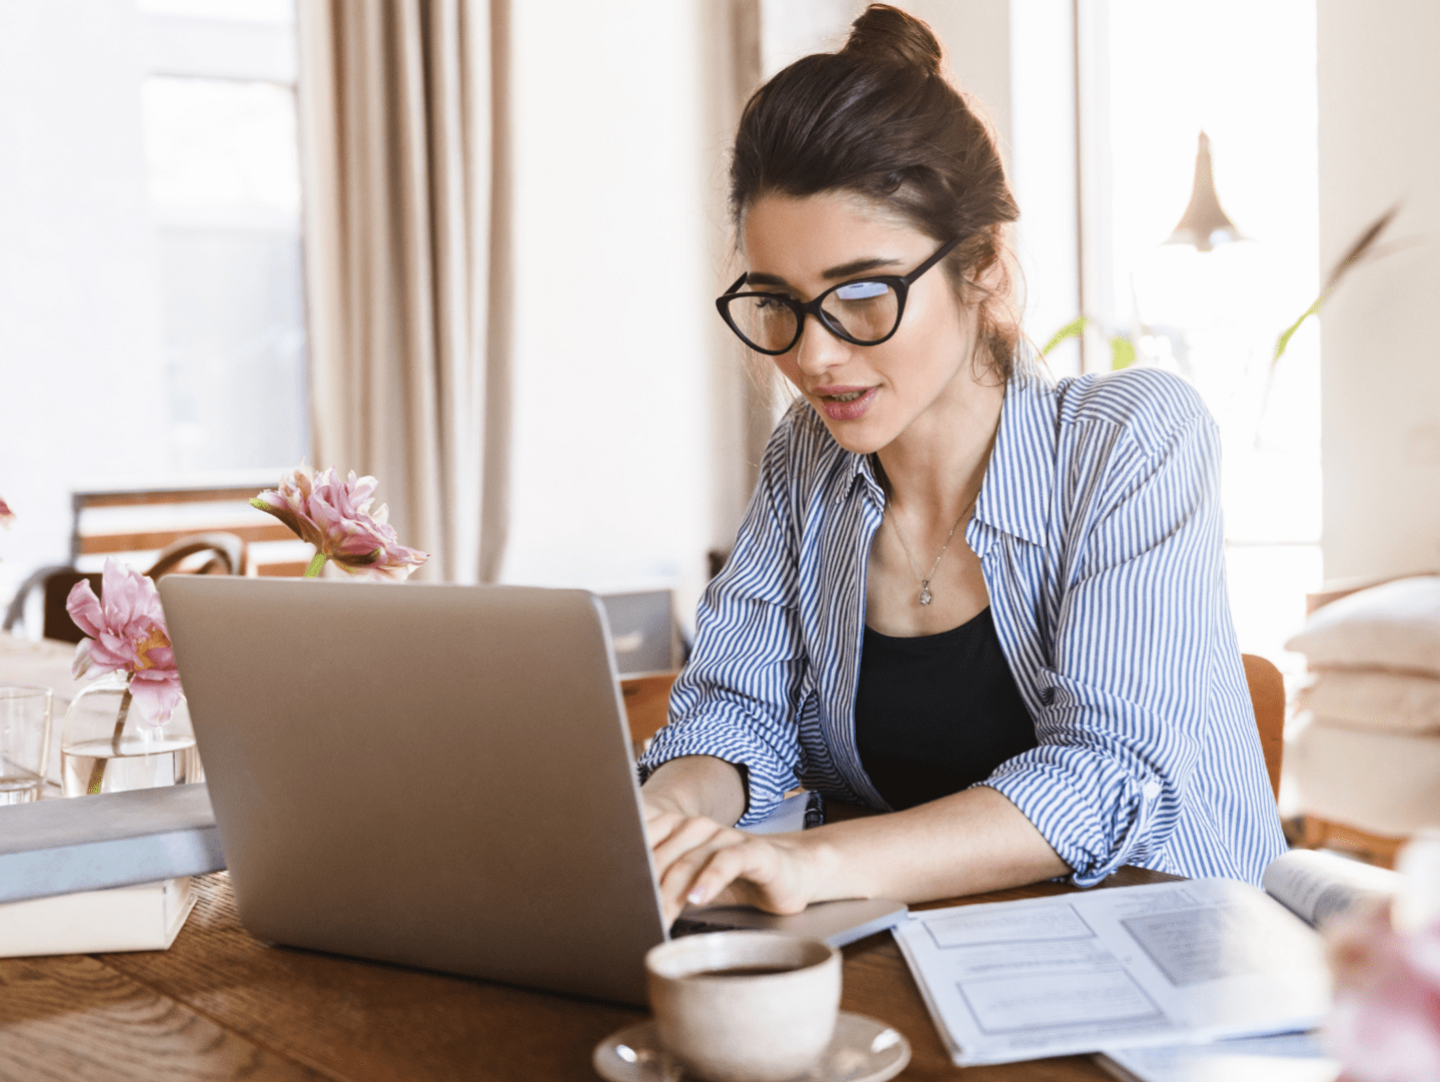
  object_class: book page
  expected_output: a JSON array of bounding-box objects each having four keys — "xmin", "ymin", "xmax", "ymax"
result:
[
  {"xmin": 1262, "ymin": 849, "xmax": 1400, "ymax": 927},
  {"xmin": 893, "ymin": 879, "xmax": 1330, "ymax": 1066}
]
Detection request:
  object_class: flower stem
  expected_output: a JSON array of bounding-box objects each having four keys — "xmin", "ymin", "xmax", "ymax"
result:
[
  {"xmin": 303, "ymin": 551, "xmax": 328, "ymax": 578},
  {"xmin": 86, "ymin": 686, "xmax": 132, "ymax": 796}
]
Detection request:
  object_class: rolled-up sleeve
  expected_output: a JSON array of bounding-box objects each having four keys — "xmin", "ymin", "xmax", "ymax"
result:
[
  {"xmin": 638, "ymin": 422, "xmax": 809, "ymax": 826},
  {"xmin": 981, "ymin": 405, "xmax": 1230, "ymax": 885}
]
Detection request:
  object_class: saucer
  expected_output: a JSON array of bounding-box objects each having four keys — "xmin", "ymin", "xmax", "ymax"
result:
[{"xmin": 592, "ymin": 1011, "xmax": 911, "ymax": 1082}]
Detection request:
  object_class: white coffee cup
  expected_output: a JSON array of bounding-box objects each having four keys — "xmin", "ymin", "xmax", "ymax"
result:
[{"xmin": 645, "ymin": 931, "xmax": 841, "ymax": 1082}]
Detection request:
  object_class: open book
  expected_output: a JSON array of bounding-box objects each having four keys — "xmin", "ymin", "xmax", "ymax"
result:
[{"xmin": 893, "ymin": 850, "xmax": 1399, "ymax": 1067}]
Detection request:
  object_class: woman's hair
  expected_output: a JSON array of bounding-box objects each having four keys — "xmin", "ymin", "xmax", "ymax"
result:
[{"xmin": 730, "ymin": 4, "xmax": 1022, "ymax": 377}]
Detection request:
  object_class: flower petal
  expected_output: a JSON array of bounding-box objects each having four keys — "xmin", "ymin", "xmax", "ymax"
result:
[
  {"xmin": 66, "ymin": 579, "xmax": 105, "ymax": 639},
  {"xmin": 128, "ymin": 670, "xmax": 184, "ymax": 727},
  {"xmin": 71, "ymin": 638, "xmax": 94, "ymax": 680}
]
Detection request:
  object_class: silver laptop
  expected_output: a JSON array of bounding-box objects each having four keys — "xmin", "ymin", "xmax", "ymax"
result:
[{"xmin": 159, "ymin": 578, "xmax": 905, "ymax": 1005}]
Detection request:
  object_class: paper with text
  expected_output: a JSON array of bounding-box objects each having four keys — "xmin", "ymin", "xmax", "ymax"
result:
[{"xmin": 893, "ymin": 879, "xmax": 1330, "ymax": 1066}]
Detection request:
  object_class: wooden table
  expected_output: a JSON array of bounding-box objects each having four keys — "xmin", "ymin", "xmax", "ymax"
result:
[
  {"xmin": 0, "ymin": 867, "xmax": 1176, "ymax": 1081},
  {"xmin": 0, "ymin": 635, "xmax": 1166, "ymax": 1079}
]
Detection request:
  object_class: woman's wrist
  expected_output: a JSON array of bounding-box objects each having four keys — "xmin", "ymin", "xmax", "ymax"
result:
[
  {"xmin": 791, "ymin": 827, "xmax": 861, "ymax": 904},
  {"xmin": 642, "ymin": 755, "xmax": 747, "ymax": 825}
]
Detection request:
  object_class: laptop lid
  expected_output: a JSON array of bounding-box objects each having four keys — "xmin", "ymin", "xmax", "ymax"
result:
[
  {"xmin": 161, "ymin": 577, "xmax": 905, "ymax": 1005},
  {"xmin": 161, "ymin": 577, "xmax": 667, "ymax": 1005}
]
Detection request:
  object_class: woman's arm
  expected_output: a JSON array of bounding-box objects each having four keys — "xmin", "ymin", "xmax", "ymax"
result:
[
  {"xmin": 638, "ymin": 411, "xmax": 812, "ymax": 825},
  {"xmin": 646, "ymin": 783, "xmax": 1069, "ymax": 924},
  {"xmin": 642, "ymin": 755, "xmax": 746, "ymax": 824}
]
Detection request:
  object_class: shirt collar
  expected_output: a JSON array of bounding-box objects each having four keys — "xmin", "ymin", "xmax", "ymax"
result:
[
  {"xmin": 972, "ymin": 371, "xmax": 1057, "ymax": 547},
  {"xmin": 828, "ymin": 365, "xmax": 1058, "ymax": 540}
]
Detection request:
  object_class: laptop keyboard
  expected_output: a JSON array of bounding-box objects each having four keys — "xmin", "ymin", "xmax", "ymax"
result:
[{"xmin": 670, "ymin": 916, "xmax": 741, "ymax": 937}]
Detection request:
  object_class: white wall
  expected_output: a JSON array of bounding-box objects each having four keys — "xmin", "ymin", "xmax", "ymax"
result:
[
  {"xmin": 1317, "ymin": 1, "xmax": 1440, "ymax": 579},
  {"xmin": 0, "ymin": 0, "xmax": 167, "ymax": 597}
]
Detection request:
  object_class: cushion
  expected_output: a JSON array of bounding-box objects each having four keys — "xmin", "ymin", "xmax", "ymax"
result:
[
  {"xmin": 1295, "ymin": 669, "xmax": 1440, "ymax": 735},
  {"xmin": 1291, "ymin": 715, "xmax": 1440, "ymax": 834},
  {"xmin": 1285, "ymin": 575, "xmax": 1440, "ymax": 676}
]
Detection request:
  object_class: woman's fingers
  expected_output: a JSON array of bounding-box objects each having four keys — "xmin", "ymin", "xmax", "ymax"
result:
[
  {"xmin": 653, "ymin": 825, "xmax": 811, "ymax": 925},
  {"xmin": 684, "ymin": 837, "xmax": 783, "ymax": 908}
]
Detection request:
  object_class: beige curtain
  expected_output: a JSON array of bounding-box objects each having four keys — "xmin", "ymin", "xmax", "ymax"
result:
[{"xmin": 296, "ymin": 0, "xmax": 511, "ymax": 583}]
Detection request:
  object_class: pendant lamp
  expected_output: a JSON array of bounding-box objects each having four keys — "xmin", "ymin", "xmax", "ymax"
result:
[{"xmin": 1164, "ymin": 132, "xmax": 1245, "ymax": 252}]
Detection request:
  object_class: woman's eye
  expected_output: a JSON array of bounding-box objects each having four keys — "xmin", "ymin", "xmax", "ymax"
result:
[
  {"xmin": 834, "ymin": 281, "xmax": 891, "ymax": 303},
  {"xmin": 754, "ymin": 294, "xmax": 791, "ymax": 310}
]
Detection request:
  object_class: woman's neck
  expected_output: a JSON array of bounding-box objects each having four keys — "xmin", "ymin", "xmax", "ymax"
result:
[{"xmin": 874, "ymin": 375, "xmax": 1005, "ymax": 523}]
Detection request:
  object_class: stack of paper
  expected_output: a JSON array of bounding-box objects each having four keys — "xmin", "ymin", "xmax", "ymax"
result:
[{"xmin": 893, "ymin": 878, "xmax": 1333, "ymax": 1067}]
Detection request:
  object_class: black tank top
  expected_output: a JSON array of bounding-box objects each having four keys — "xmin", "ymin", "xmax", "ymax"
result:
[{"xmin": 853, "ymin": 607, "xmax": 1037, "ymax": 810}]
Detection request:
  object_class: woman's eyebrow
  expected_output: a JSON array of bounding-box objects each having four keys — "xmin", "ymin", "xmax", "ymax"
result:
[
  {"xmin": 822, "ymin": 256, "xmax": 904, "ymax": 280},
  {"xmin": 745, "ymin": 256, "xmax": 904, "ymax": 289},
  {"xmin": 744, "ymin": 271, "xmax": 790, "ymax": 288}
]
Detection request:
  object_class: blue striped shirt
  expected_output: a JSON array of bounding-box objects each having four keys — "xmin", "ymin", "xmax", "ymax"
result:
[{"xmin": 640, "ymin": 366, "xmax": 1286, "ymax": 887}]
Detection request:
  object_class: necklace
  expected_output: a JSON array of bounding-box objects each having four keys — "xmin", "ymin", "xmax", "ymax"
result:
[{"xmin": 887, "ymin": 492, "xmax": 979, "ymax": 606}]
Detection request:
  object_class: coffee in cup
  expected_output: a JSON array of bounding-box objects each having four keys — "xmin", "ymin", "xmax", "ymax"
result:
[{"xmin": 645, "ymin": 931, "xmax": 841, "ymax": 1082}]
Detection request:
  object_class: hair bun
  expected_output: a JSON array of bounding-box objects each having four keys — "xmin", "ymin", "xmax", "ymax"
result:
[{"xmin": 840, "ymin": 4, "xmax": 944, "ymax": 76}]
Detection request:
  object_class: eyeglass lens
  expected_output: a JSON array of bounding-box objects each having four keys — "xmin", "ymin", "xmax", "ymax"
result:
[{"xmin": 724, "ymin": 279, "xmax": 900, "ymax": 353}]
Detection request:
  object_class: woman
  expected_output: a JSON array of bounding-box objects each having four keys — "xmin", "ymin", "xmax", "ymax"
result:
[{"xmin": 639, "ymin": 5, "xmax": 1285, "ymax": 925}]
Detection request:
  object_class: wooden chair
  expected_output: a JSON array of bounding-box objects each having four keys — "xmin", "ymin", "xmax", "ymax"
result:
[
  {"xmin": 621, "ymin": 672, "xmax": 678, "ymax": 758},
  {"xmin": 68, "ymin": 479, "xmax": 304, "ymax": 576},
  {"xmin": 621, "ymin": 657, "xmax": 1289, "ymax": 800},
  {"xmin": 4, "ymin": 532, "xmax": 248, "ymax": 644},
  {"xmin": 1241, "ymin": 653, "xmax": 1285, "ymax": 800}
]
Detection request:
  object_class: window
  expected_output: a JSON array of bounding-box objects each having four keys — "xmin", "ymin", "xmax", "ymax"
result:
[
  {"xmin": 1079, "ymin": 0, "xmax": 1321, "ymax": 676},
  {"xmin": 0, "ymin": 0, "xmax": 308, "ymax": 605},
  {"xmin": 140, "ymin": 0, "xmax": 308, "ymax": 473}
]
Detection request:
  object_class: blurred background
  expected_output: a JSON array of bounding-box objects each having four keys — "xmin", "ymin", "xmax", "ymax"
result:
[{"xmin": 1, "ymin": 0, "xmax": 1436, "ymax": 684}]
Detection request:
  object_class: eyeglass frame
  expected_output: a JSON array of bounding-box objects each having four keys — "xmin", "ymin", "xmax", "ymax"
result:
[{"xmin": 715, "ymin": 233, "xmax": 964, "ymax": 355}]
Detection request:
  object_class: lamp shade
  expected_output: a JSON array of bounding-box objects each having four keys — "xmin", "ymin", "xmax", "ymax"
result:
[{"xmin": 1164, "ymin": 132, "xmax": 1245, "ymax": 252}]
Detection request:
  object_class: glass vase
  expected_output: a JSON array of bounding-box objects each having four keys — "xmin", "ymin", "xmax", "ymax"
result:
[{"xmin": 61, "ymin": 672, "xmax": 203, "ymax": 797}]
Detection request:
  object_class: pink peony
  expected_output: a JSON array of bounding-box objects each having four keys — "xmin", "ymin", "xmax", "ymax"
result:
[
  {"xmin": 0, "ymin": 495, "xmax": 13, "ymax": 528},
  {"xmin": 251, "ymin": 466, "xmax": 428, "ymax": 580},
  {"xmin": 1325, "ymin": 905, "xmax": 1440, "ymax": 1082},
  {"xmin": 66, "ymin": 559, "xmax": 184, "ymax": 725}
]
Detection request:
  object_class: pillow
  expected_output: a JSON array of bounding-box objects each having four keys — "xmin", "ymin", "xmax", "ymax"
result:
[
  {"xmin": 1291, "ymin": 716, "xmax": 1440, "ymax": 835},
  {"xmin": 1285, "ymin": 575, "xmax": 1440, "ymax": 676},
  {"xmin": 1295, "ymin": 669, "xmax": 1440, "ymax": 735}
]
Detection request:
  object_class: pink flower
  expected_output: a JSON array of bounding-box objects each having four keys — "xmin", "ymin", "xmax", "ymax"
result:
[
  {"xmin": 66, "ymin": 559, "xmax": 183, "ymax": 725},
  {"xmin": 1325, "ymin": 905, "xmax": 1440, "ymax": 1082},
  {"xmin": 251, "ymin": 466, "xmax": 428, "ymax": 580},
  {"xmin": 0, "ymin": 495, "xmax": 13, "ymax": 528}
]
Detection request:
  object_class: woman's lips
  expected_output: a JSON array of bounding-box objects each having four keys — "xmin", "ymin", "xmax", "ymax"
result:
[{"xmin": 813, "ymin": 386, "xmax": 878, "ymax": 422}]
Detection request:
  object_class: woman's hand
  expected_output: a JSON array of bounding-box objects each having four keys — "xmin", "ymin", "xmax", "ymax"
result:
[{"xmin": 642, "ymin": 801, "xmax": 817, "ymax": 926}]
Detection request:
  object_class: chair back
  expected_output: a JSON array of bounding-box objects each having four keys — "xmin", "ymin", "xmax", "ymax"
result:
[
  {"xmin": 7, "ymin": 532, "xmax": 249, "ymax": 643},
  {"xmin": 1241, "ymin": 653, "xmax": 1285, "ymax": 800}
]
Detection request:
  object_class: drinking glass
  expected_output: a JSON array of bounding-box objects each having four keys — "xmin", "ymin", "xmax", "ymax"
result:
[{"xmin": 0, "ymin": 686, "xmax": 54, "ymax": 804}]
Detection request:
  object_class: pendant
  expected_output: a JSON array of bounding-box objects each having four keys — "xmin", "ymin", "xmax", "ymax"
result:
[{"xmin": 918, "ymin": 582, "xmax": 933, "ymax": 606}]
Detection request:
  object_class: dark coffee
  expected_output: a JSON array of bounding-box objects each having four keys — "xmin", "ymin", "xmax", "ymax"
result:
[{"xmin": 690, "ymin": 964, "xmax": 802, "ymax": 978}]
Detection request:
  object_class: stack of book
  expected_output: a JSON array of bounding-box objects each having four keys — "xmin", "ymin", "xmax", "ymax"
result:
[{"xmin": 0, "ymin": 783, "xmax": 225, "ymax": 956}]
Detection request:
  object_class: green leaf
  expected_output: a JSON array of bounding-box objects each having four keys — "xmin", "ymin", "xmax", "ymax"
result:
[
  {"xmin": 1042, "ymin": 316, "xmax": 1090, "ymax": 356},
  {"xmin": 1110, "ymin": 335, "xmax": 1136, "ymax": 370},
  {"xmin": 1272, "ymin": 295, "xmax": 1323, "ymax": 365}
]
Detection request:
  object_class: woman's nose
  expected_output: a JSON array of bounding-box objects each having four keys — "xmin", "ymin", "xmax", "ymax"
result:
[{"xmin": 793, "ymin": 313, "xmax": 850, "ymax": 375}]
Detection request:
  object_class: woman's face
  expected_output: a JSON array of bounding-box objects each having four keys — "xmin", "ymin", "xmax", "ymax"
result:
[{"xmin": 740, "ymin": 191, "xmax": 986, "ymax": 457}]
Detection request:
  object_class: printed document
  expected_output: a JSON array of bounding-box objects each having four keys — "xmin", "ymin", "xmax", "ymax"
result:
[{"xmin": 893, "ymin": 878, "xmax": 1331, "ymax": 1066}]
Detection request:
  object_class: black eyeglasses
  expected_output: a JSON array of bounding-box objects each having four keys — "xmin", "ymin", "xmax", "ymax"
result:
[{"xmin": 715, "ymin": 235, "xmax": 963, "ymax": 356}]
